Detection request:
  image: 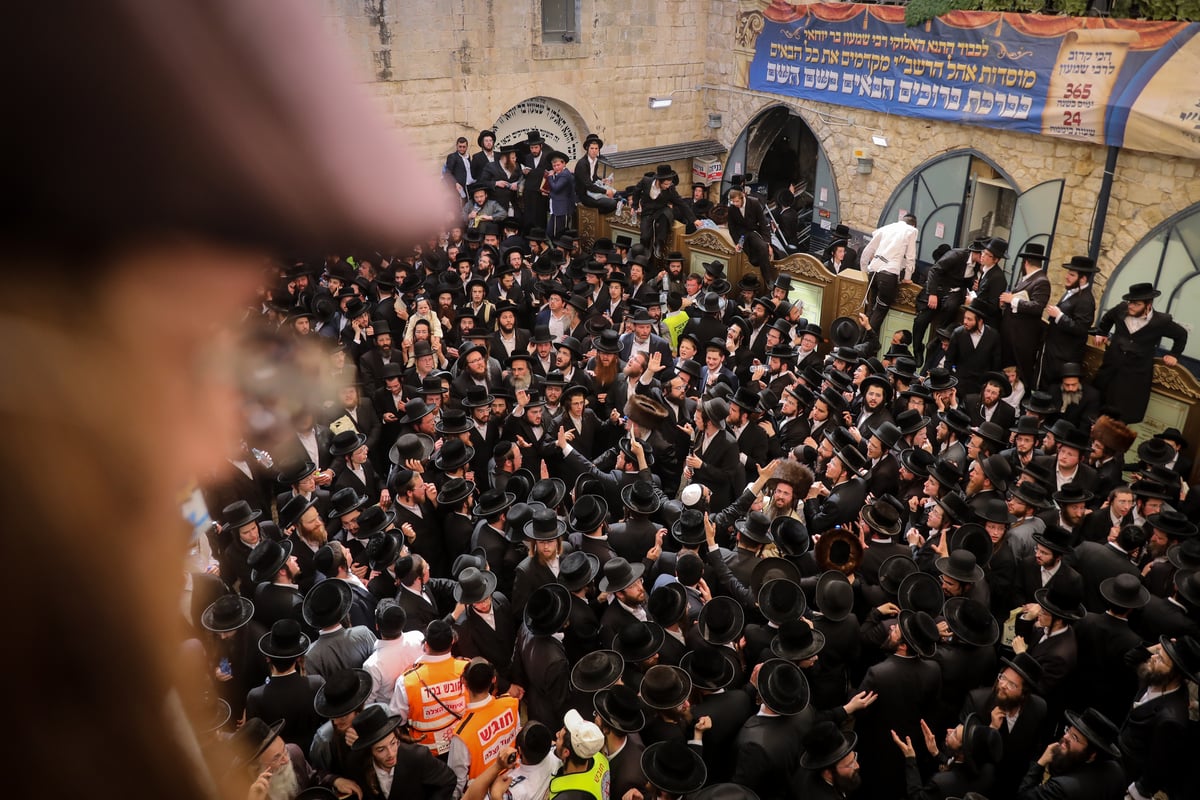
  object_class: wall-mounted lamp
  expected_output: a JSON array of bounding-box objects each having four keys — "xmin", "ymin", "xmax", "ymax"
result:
[
  {"xmin": 648, "ymin": 97, "xmax": 673, "ymax": 109},
  {"xmin": 854, "ymin": 149, "xmax": 873, "ymax": 174},
  {"xmin": 871, "ymin": 135, "xmax": 889, "ymax": 148}
]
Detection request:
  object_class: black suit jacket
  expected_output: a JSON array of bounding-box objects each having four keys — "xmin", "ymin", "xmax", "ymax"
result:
[
  {"xmin": 972, "ymin": 266, "xmax": 1006, "ymax": 320},
  {"xmin": 692, "ymin": 688, "xmax": 756, "ymax": 784},
  {"xmin": 963, "ymin": 394, "xmax": 1017, "ymax": 431},
  {"xmin": 1094, "ymin": 303, "xmax": 1188, "ymax": 423},
  {"xmin": 692, "ymin": 429, "xmax": 745, "ymax": 512},
  {"xmin": 945, "ymin": 323, "xmax": 1002, "ymax": 396},
  {"xmin": 1070, "ymin": 540, "xmax": 1140, "ymax": 612},
  {"xmin": 805, "ymin": 477, "xmax": 868, "ymax": 535},
  {"xmin": 361, "ymin": 740, "xmax": 456, "ymax": 800},
  {"xmin": 857, "ymin": 654, "xmax": 942, "ymax": 798},
  {"xmin": 1042, "ymin": 283, "xmax": 1096, "ymax": 384},
  {"xmin": 245, "ymin": 672, "xmax": 325, "ymax": 755},
  {"xmin": 1071, "ymin": 611, "xmax": 1142, "ymax": 723},
  {"xmin": 452, "ymin": 592, "xmax": 518, "ymax": 687}
]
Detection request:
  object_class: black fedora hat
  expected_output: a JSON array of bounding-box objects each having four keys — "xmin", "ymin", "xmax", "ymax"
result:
[
  {"xmin": 472, "ymin": 488, "xmax": 515, "ymax": 518},
  {"xmin": 877, "ymin": 554, "xmax": 918, "ymax": 596},
  {"xmin": 278, "ymin": 494, "xmax": 317, "ymax": 530},
  {"xmin": 1098, "ymin": 573, "xmax": 1150, "ymax": 609},
  {"xmin": 1052, "ymin": 482, "xmax": 1094, "ymax": 506},
  {"xmin": 594, "ymin": 683, "xmax": 647, "ymax": 734},
  {"xmin": 1122, "ymin": 282, "xmax": 1161, "ymax": 302},
  {"xmin": 1034, "ymin": 573, "xmax": 1086, "ymax": 620},
  {"xmin": 598, "ymin": 557, "xmax": 645, "ymax": 594},
  {"xmin": 951, "ymin": 524, "xmax": 994, "ymax": 568},
  {"xmin": 770, "ymin": 516, "xmax": 811, "ymax": 557},
  {"xmin": 329, "ymin": 429, "xmax": 367, "ymax": 457},
  {"xmin": 680, "ymin": 646, "xmax": 736, "ymax": 691},
  {"xmin": 614, "ymin": 621, "xmax": 665, "ymax": 663},
  {"xmin": 434, "ymin": 439, "xmax": 478, "ymax": 475},
  {"xmin": 940, "ymin": 407, "xmax": 972, "ymax": 437},
  {"xmin": 943, "ymin": 597, "xmax": 999, "ymax": 647},
  {"xmin": 1176, "ymin": 569, "xmax": 1200, "ymax": 608},
  {"xmin": 961, "ymin": 713, "xmax": 1003, "ymax": 773},
  {"xmin": 647, "ymin": 582, "xmax": 688, "ymax": 628},
  {"xmin": 222, "ymin": 499, "xmax": 263, "ymax": 529},
  {"xmin": 899, "ymin": 447, "xmax": 935, "ymax": 477},
  {"xmin": 277, "ymin": 460, "xmax": 319, "ymax": 486},
  {"xmin": 829, "ymin": 316, "xmax": 862, "ymax": 348},
  {"xmin": 641, "ymin": 740, "xmax": 707, "ymax": 795},
  {"xmin": 1032, "ymin": 524, "xmax": 1073, "ymax": 555},
  {"xmin": 523, "ymin": 507, "xmax": 566, "ymax": 541},
  {"xmin": 982, "ymin": 237, "xmax": 1008, "ymax": 258},
  {"xmin": 570, "ymin": 649, "xmax": 624, "ymax": 693},
  {"xmin": 313, "ymin": 668, "xmax": 371, "ymax": 718},
  {"xmin": 232, "ymin": 718, "xmax": 286, "ymax": 766},
  {"xmin": 454, "ymin": 566, "xmax": 498, "ymax": 605},
  {"xmin": 248, "ymin": 537, "xmax": 292, "ymax": 584},
  {"xmin": 973, "ymin": 495, "xmax": 1014, "ymax": 526},
  {"xmin": 898, "ymin": 609, "xmax": 940, "ymax": 658},
  {"xmin": 354, "ymin": 504, "xmax": 396, "ymax": 540},
  {"xmin": 1022, "ymin": 390, "xmax": 1059, "ymax": 416},
  {"xmin": 1010, "ymin": 415, "xmax": 1043, "ymax": 437},
  {"xmin": 435, "ymin": 408, "xmax": 473, "ymax": 435},
  {"xmin": 1168, "ymin": 539, "xmax": 1200, "ymax": 571},
  {"xmin": 815, "ymin": 570, "xmax": 854, "ymax": 621},
  {"xmin": 757, "ymin": 658, "xmax": 811, "ymax": 715},
  {"xmin": 935, "ymin": 489, "xmax": 971, "ymax": 524},
  {"xmin": 670, "ymin": 509, "xmax": 707, "ymax": 547},
  {"xmin": 529, "ymin": 477, "xmax": 568, "ymax": 509},
  {"xmin": 926, "ymin": 367, "xmax": 959, "ymax": 392},
  {"xmin": 1010, "ymin": 480, "xmax": 1052, "ymax": 510},
  {"xmin": 325, "ymin": 487, "xmax": 368, "ymax": 520},
  {"xmin": 698, "ymin": 596, "xmax": 745, "ymax": 645},
  {"xmin": 750, "ymin": 556, "xmax": 803, "ymax": 597},
  {"xmin": 894, "ymin": 409, "xmax": 930, "ymax": 438},
  {"xmin": 303, "ymin": 578, "xmax": 353, "ymax": 629},
  {"xmin": 862, "ymin": 499, "xmax": 903, "ymax": 538},
  {"xmin": 363, "ymin": 532, "xmax": 402, "ymax": 571},
  {"xmin": 1147, "ymin": 510, "xmax": 1199, "ymax": 539},
  {"xmin": 524, "ymin": 582, "xmax": 571, "ymax": 635},
  {"xmin": 258, "ymin": 618, "xmax": 310, "ymax": 659},
  {"xmin": 1001, "ymin": 651, "xmax": 1043, "ymax": 690},
  {"xmin": 735, "ymin": 511, "xmax": 773, "ymax": 544},
  {"xmin": 437, "ymin": 477, "xmax": 475, "ymax": 508},
  {"xmin": 349, "ymin": 705, "xmax": 405, "ymax": 752},
  {"xmin": 639, "ymin": 664, "xmax": 692, "ymax": 710},
  {"xmin": 1063, "ymin": 708, "xmax": 1122, "ymax": 758},
  {"xmin": 758, "ymin": 578, "xmax": 807, "ymax": 625},
  {"xmin": 771, "ymin": 619, "xmax": 826, "ymax": 662},
  {"xmin": 1137, "ymin": 437, "xmax": 1177, "ymax": 467},
  {"xmin": 202, "ymin": 593, "xmax": 255, "ymax": 633},
  {"xmin": 898, "ymin": 571, "xmax": 945, "ymax": 617},
  {"xmin": 1161, "ymin": 634, "xmax": 1200, "ymax": 685},
  {"xmin": 568, "ymin": 495, "xmax": 608, "ymax": 534},
  {"xmin": 620, "ymin": 480, "xmax": 662, "ymax": 515},
  {"xmin": 388, "ymin": 432, "xmax": 435, "ymax": 467},
  {"xmin": 936, "ymin": 548, "xmax": 984, "ymax": 583},
  {"xmin": 1062, "ymin": 254, "xmax": 1099, "ymax": 274},
  {"xmin": 800, "ymin": 721, "xmax": 857, "ymax": 770},
  {"xmin": 974, "ymin": 421, "xmax": 1011, "ymax": 453},
  {"xmin": 557, "ymin": 550, "xmax": 600, "ymax": 593}
]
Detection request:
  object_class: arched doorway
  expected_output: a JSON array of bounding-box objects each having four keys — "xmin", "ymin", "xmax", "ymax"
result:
[
  {"xmin": 1104, "ymin": 202, "xmax": 1200, "ymax": 369},
  {"xmin": 492, "ymin": 96, "xmax": 589, "ymax": 161},
  {"xmin": 723, "ymin": 105, "xmax": 839, "ymax": 257},
  {"xmin": 879, "ymin": 150, "xmax": 1063, "ymax": 283}
]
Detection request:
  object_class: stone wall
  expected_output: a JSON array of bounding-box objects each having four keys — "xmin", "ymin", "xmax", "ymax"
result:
[{"xmin": 318, "ymin": 0, "xmax": 710, "ymax": 164}]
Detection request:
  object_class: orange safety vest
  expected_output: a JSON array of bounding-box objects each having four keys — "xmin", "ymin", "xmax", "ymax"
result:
[
  {"xmin": 453, "ymin": 695, "xmax": 520, "ymax": 780},
  {"xmin": 401, "ymin": 656, "xmax": 468, "ymax": 754}
]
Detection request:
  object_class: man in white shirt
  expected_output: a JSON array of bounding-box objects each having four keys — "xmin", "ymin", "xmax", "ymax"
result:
[{"xmin": 860, "ymin": 214, "xmax": 918, "ymax": 333}]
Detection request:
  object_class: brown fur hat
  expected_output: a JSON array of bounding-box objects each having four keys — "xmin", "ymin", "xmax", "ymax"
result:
[
  {"xmin": 1092, "ymin": 415, "xmax": 1136, "ymax": 454},
  {"xmin": 626, "ymin": 394, "xmax": 669, "ymax": 430}
]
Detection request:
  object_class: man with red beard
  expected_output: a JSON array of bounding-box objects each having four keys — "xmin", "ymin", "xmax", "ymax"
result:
[{"xmin": 279, "ymin": 493, "xmax": 330, "ymax": 593}]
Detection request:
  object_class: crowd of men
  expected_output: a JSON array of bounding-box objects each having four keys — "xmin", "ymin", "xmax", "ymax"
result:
[{"xmin": 191, "ymin": 135, "xmax": 1200, "ymax": 800}]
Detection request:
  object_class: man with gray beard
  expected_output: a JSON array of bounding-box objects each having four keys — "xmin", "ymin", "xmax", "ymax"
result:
[{"xmin": 237, "ymin": 717, "xmax": 361, "ymax": 800}]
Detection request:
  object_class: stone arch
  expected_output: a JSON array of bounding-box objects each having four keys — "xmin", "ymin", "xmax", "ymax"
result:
[{"xmin": 490, "ymin": 95, "xmax": 591, "ymax": 161}]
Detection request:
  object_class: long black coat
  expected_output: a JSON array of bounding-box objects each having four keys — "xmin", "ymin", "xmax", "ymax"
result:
[
  {"xmin": 1093, "ymin": 303, "xmax": 1188, "ymax": 423},
  {"xmin": 1041, "ymin": 283, "xmax": 1096, "ymax": 387},
  {"xmin": 856, "ymin": 653, "xmax": 942, "ymax": 799},
  {"xmin": 945, "ymin": 323, "xmax": 1002, "ymax": 397},
  {"xmin": 1001, "ymin": 268, "xmax": 1051, "ymax": 386},
  {"xmin": 511, "ymin": 625, "xmax": 571, "ymax": 728}
]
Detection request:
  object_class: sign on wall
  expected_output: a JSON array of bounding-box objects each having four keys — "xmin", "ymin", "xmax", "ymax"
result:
[
  {"xmin": 493, "ymin": 96, "xmax": 587, "ymax": 160},
  {"xmin": 746, "ymin": 2, "xmax": 1200, "ymax": 158}
]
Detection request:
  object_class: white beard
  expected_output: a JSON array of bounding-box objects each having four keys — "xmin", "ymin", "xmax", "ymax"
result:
[{"xmin": 267, "ymin": 759, "xmax": 300, "ymax": 800}]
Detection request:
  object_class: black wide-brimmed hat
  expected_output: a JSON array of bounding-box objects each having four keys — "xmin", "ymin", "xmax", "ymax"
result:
[
  {"xmin": 1062, "ymin": 254, "xmax": 1099, "ymax": 274},
  {"xmin": 472, "ymin": 488, "xmax": 515, "ymax": 518},
  {"xmin": 1099, "ymin": 573, "xmax": 1150, "ymax": 610},
  {"xmin": 437, "ymin": 477, "xmax": 475, "ymax": 509},
  {"xmin": 303, "ymin": 578, "xmax": 353, "ymax": 629},
  {"xmin": 681, "ymin": 646, "xmax": 737, "ymax": 691},
  {"xmin": 926, "ymin": 367, "xmax": 958, "ymax": 392},
  {"xmin": 647, "ymin": 582, "xmax": 688, "ymax": 628},
  {"xmin": 568, "ymin": 495, "xmax": 608, "ymax": 533},
  {"xmin": 936, "ymin": 548, "xmax": 985, "ymax": 583},
  {"xmin": 599, "ymin": 557, "xmax": 644, "ymax": 594},
  {"xmin": 350, "ymin": 505, "xmax": 393, "ymax": 541},
  {"xmin": 698, "ymin": 596, "xmax": 745, "ymax": 645},
  {"xmin": 757, "ymin": 658, "xmax": 811, "ymax": 715},
  {"xmin": 570, "ymin": 649, "xmax": 624, "ymax": 693},
  {"xmin": 815, "ymin": 570, "xmax": 854, "ymax": 621},
  {"xmin": 278, "ymin": 493, "xmax": 317, "ymax": 530},
  {"xmin": 878, "ymin": 554, "xmax": 918, "ymax": 596},
  {"xmin": 1035, "ymin": 573, "xmax": 1086, "ymax": 620},
  {"xmin": 530, "ymin": 477, "xmax": 568, "ymax": 509},
  {"xmin": 935, "ymin": 489, "xmax": 971, "ymax": 524},
  {"xmin": 944, "ymin": 597, "xmax": 999, "ymax": 647},
  {"xmin": 1063, "ymin": 708, "xmax": 1122, "ymax": 758},
  {"xmin": 1022, "ymin": 390, "xmax": 1059, "ymax": 416},
  {"xmin": 524, "ymin": 582, "xmax": 571, "ymax": 635},
  {"xmin": 454, "ymin": 566, "xmax": 498, "ymax": 605},
  {"xmin": 389, "ymin": 432, "xmax": 435, "ymax": 466},
  {"xmin": 642, "ymin": 740, "xmax": 708, "ymax": 795},
  {"xmin": 329, "ymin": 430, "xmax": 367, "ymax": 457},
  {"xmin": 523, "ymin": 507, "xmax": 567, "ymax": 541},
  {"xmin": 862, "ymin": 499, "xmax": 903, "ymax": 537},
  {"xmin": 326, "ymin": 487, "xmax": 368, "ymax": 521},
  {"xmin": 1147, "ymin": 510, "xmax": 1199, "ymax": 539},
  {"xmin": 670, "ymin": 509, "xmax": 707, "ymax": 547},
  {"xmin": 639, "ymin": 664, "xmax": 692, "ymax": 710},
  {"xmin": 770, "ymin": 516, "xmax": 811, "ymax": 557},
  {"xmin": 350, "ymin": 705, "xmax": 405, "ymax": 751},
  {"xmin": 258, "ymin": 618, "xmax": 311, "ymax": 659},
  {"xmin": 1001, "ymin": 651, "xmax": 1043, "ymax": 690},
  {"xmin": 1029, "ymin": 524, "xmax": 1072, "ymax": 557},
  {"xmin": 557, "ymin": 550, "xmax": 600, "ymax": 593},
  {"xmin": 1123, "ymin": 282, "xmax": 1161, "ymax": 302},
  {"xmin": 201, "ymin": 593, "xmax": 255, "ymax": 633},
  {"xmin": 962, "ymin": 713, "xmax": 1003, "ymax": 772},
  {"xmin": 433, "ymin": 438, "xmax": 475, "ymax": 473},
  {"xmin": 1052, "ymin": 482, "xmax": 1094, "ymax": 506},
  {"xmin": 313, "ymin": 668, "xmax": 372, "ymax": 718},
  {"xmin": 1011, "ymin": 480, "xmax": 1052, "ymax": 510},
  {"xmin": 278, "ymin": 460, "xmax": 319, "ymax": 486},
  {"xmin": 899, "ymin": 447, "xmax": 935, "ymax": 477},
  {"xmin": 898, "ymin": 571, "xmax": 945, "ymax": 617},
  {"xmin": 771, "ymin": 619, "xmax": 826, "ymax": 662},
  {"xmin": 594, "ymin": 683, "xmax": 647, "ymax": 734},
  {"xmin": 614, "ymin": 621, "xmax": 665, "ymax": 663},
  {"xmin": 758, "ymin": 578, "xmax": 807, "ymax": 625},
  {"xmin": 734, "ymin": 512, "xmax": 774, "ymax": 547},
  {"xmin": 248, "ymin": 537, "xmax": 292, "ymax": 584},
  {"xmin": 800, "ymin": 721, "xmax": 857, "ymax": 770},
  {"xmin": 620, "ymin": 480, "xmax": 662, "ymax": 515},
  {"xmin": 1161, "ymin": 634, "xmax": 1200, "ymax": 685},
  {"xmin": 1168, "ymin": 539, "xmax": 1200, "ymax": 571},
  {"xmin": 222, "ymin": 499, "xmax": 263, "ymax": 529},
  {"xmin": 898, "ymin": 609, "xmax": 940, "ymax": 658},
  {"xmin": 940, "ymin": 407, "xmax": 972, "ymax": 437},
  {"xmin": 435, "ymin": 408, "xmax": 474, "ymax": 435},
  {"xmin": 973, "ymin": 495, "xmax": 1015, "ymax": 527},
  {"xmin": 232, "ymin": 718, "xmax": 286, "ymax": 766}
]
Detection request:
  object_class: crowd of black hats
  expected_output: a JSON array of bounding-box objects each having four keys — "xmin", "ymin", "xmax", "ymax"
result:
[{"xmin": 192, "ymin": 228, "xmax": 1200, "ymax": 800}]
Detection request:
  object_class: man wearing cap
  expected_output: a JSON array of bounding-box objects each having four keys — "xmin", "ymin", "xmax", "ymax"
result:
[
  {"xmin": 1019, "ymin": 708, "xmax": 1126, "ymax": 799},
  {"xmin": 999, "ymin": 242, "xmax": 1051, "ymax": 388},
  {"xmin": 548, "ymin": 709, "xmax": 610, "ymax": 800},
  {"xmin": 860, "ymin": 214, "xmax": 918, "ymax": 334},
  {"xmin": 1092, "ymin": 282, "xmax": 1188, "ymax": 424},
  {"xmin": 1042, "ymin": 255, "xmax": 1099, "ymax": 388}
]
